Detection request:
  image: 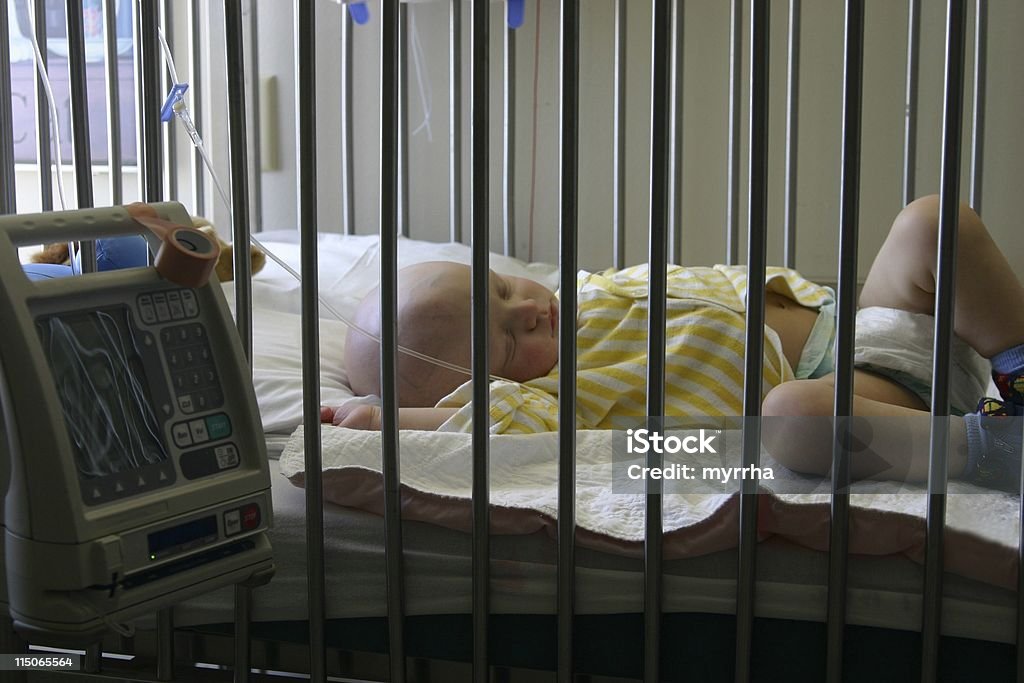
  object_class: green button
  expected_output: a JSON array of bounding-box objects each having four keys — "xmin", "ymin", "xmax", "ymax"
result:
[{"xmin": 205, "ymin": 413, "xmax": 232, "ymax": 441}]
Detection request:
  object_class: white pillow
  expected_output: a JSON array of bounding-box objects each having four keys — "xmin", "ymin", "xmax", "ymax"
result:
[{"xmin": 223, "ymin": 234, "xmax": 559, "ymax": 434}]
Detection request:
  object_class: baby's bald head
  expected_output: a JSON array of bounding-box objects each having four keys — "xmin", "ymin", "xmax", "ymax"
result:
[{"xmin": 345, "ymin": 262, "xmax": 473, "ymax": 407}]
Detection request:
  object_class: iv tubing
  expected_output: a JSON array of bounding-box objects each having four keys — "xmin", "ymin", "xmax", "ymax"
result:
[{"xmin": 26, "ymin": 0, "xmax": 68, "ymax": 211}]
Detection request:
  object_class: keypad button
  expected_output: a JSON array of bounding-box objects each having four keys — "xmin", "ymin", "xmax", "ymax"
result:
[
  {"xmin": 188, "ymin": 419, "xmax": 209, "ymax": 444},
  {"xmin": 181, "ymin": 290, "xmax": 199, "ymax": 317},
  {"xmin": 172, "ymin": 422, "xmax": 193, "ymax": 447},
  {"xmin": 206, "ymin": 413, "xmax": 232, "ymax": 440}
]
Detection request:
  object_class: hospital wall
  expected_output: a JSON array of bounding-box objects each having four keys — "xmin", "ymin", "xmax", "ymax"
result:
[{"xmin": 238, "ymin": 0, "xmax": 1022, "ymax": 284}]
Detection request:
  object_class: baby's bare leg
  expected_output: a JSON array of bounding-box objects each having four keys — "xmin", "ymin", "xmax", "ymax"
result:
[
  {"xmin": 762, "ymin": 372, "xmax": 967, "ymax": 482},
  {"xmin": 859, "ymin": 194, "xmax": 1024, "ymax": 358}
]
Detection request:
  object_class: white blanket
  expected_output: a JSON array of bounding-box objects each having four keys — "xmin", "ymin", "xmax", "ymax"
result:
[{"xmin": 280, "ymin": 425, "xmax": 1021, "ymax": 590}]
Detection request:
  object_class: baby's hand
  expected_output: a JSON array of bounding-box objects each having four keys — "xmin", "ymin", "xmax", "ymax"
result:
[{"xmin": 320, "ymin": 404, "xmax": 381, "ymax": 430}]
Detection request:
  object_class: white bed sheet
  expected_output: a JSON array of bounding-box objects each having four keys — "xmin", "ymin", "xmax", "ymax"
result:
[{"xmin": 167, "ymin": 461, "xmax": 1017, "ymax": 645}]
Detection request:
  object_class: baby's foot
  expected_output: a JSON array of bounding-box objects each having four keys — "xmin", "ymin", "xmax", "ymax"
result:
[{"xmin": 964, "ymin": 397, "xmax": 1023, "ymax": 493}]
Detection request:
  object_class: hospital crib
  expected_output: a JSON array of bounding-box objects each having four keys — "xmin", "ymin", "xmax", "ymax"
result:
[{"xmin": 1, "ymin": 0, "xmax": 1023, "ymax": 681}]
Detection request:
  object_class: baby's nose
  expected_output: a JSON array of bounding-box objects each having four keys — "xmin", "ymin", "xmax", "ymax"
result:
[{"xmin": 514, "ymin": 299, "xmax": 544, "ymax": 328}]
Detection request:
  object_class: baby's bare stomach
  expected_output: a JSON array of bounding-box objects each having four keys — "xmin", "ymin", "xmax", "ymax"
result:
[{"xmin": 764, "ymin": 292, "xmax": 820, "ymax": 372}]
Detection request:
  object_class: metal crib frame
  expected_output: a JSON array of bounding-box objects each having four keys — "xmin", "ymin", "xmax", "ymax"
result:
[{"xmin": 0, "ymin": 0, "xmax": 1018, "ymax": 682}]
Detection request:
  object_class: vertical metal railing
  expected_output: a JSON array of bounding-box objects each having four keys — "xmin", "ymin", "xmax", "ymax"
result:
[
  {"xmin": 66, "ymin": 0, "xmax": 97, "ymax": 273},
  {"xmin": 644, "ymin": 1, "xmax": 672, "ymax": 681},
  {"xmin": 189, "ymin": 0, "xmax": 206, "ymax": 215},
  {"xmin": 667, "ymin": 0, "xmax": 683, "ymax": 265},
  {"xmin": 247, "ymin": 0, "xmax": 263, "ymax": 233},
  {"xmin": 469, "ymin": 0, "xmax": 491, "ymax": 676},
  {"xmin": 139, "ymin": 0, "xmax": 163, "ymax": 201},
  {"xmin": 225, "ymin": 0, "xmax": 253, "ymax": 362},
  {"xmin": 295, "ymin": 1, "xmax": 326, "ymax": 680},
  {"xmin": 968, "ymin": 0, "xmax": 986, "ymax": 214},
  {"xmin": 611, "ymin": 0, "xmax": 626, "ymax": 269},
  {"xmin": 161, "ymin": 0, "xmax": 177, "ymax": 201},
  {"xmin": 33, "ymin": 0, "xmax": 53, "ymax": 211},
  {"xmin": 782, "ymin": 0, "xmax": 800, "ymax": 270},
  {"xmin": 734, "ymin": 0, "xmax": 769, "ymax": 679},
  {"xmin": 901, "ymin": 0, "xmax": 920, "ymax": 207},
  {"xmin": 449, "ymin": 0, "xmax": 463, "ymax": 243},
  {"xmin": 0, "ymin": 0, "xmax": 15, "ymax": 215},
  {"xmin": 102, "ymin": 0, "xmax": 123, "ymax": 205},
  {"xmin": 825, "ymin": 1, "xmax": 864, "ymax": 681},
  {"xmin": 502, "ymin": 4, "xmax": 516, "ymax": 257},
  {"xmin": 340, "ymin": 3, "xmax": 355, "ymax": 235},
  {"xmin": 556, "ymin": 1, "xmax": 580, "ymax": 679},
  {"xmin": 380, "ymin": 1, "xmax": 408, "ymax": 682},
  {"xmin": 920, "ymin": 2, "xmax": 967, "ymax": 680},
  {"xmin": 725, "ymin": 0, "xmax": 742, "ymax": 265},
  {"xmin": 398, "ymin": 3, "xmax": 410, "ymax": 237}
]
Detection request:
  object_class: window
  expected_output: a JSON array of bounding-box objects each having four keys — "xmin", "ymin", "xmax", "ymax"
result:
[{"xmin": 9, "ymin": 0, "xmax": 136, "ymax": 165}]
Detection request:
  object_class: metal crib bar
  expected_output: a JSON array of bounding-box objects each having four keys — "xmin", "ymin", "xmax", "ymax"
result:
[
  {"xmin": 102, "ymin": 0, "xmax": 124, "ymax": 205},
  {"xmin": 470, "ymin": 0, "xmax": 491, "ymax": 677},
  {"xmin": 247, "ymin": 0, "xmax": 263, "ymax": 233},
  {"xmin": 725, "ymin": 0, "xmax": 742, "ymax": 266},
  {"xmin": 225, "ymin": 0, "xmax": 254, "ymax": 363},
  {"xmin": 502, "ymin": 4, "xmax": 516, "ymax": 258},
  {"xmin": 295, "ymin": 1, "xmax": 327, "ymax": 680},
  {"xmin": 782, "ymin": 0, "xmax": 800, "ymax": 270},
  {"xmin": 66, "ymin": 0, "xmax": 97, "ymax": 275},
  {"xmin": 189, "ymin": 0, "xmax": 206, "ymax": 215},
  {"xmin": 645, "ymin": 1, "xmax": 673, "ymax": 681},
  {"xmin": 399, "ymin": 3, "xmax": 410, "ymax": 238},
  {"xmin": 921, "ymin": 1, "xmax": 967, "ymax": 680},
  {"xmin": 139, "ymin": 0, "xmax": 164, "ymax": 201},
  {"xmin": 33, "ymin": 0, "xmax": 53, "ymax": 211},
  {"xmin": 449, "ymin": 0, "xmax": 463, "ymax": 243},
  {"xmin": 668, "ymin": 0, "xmax": 683, "ymax": 266},
  {"xmin": 156, "ymin": 607, "xmax": 174, "ymax": 680},
  {"xmin": 380, "ymin": 1, "xmax": 408, "ymax": 681},
  {"xmin": 161, "ymin": 0, "xmax": 177, "ymax": 201},
  {"xmin": 556, "ymin": 3, "xmax": 580, "ymax": 679},
  {"xmin": 611, "ymin": 0, "xmax": 626, "ymax": 270},
  {"xmin": 901, "ymin": 0, "xmax": 920, "ymax": 207},
  {"xmin": 341, "ymin": 2, "xmax": 355, "ymax": 235},
  {"xmin": 825, "ymin": 1, "xmax": 864, "ymax": 680},
  {"xmin": 0, "ymin": 0, "xmax": 14, "ymax": 214},
  {"xmin": 968, "ymin": 0, "xmax": 986, "ymax": 214},
  {"xmin": 735, "ymin": 0, "xmax": 770, "ymax": 679},
  {"xmin": 233, "ymin": 584, "xmax": 253, "ymax": 683}
]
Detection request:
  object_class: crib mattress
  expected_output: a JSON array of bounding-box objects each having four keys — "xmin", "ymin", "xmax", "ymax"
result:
[{"xmin": 167, "ymin": 460, "xmax": 1016, "ymax": 645}]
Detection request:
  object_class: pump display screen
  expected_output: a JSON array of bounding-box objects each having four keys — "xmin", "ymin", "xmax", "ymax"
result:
[{"xmin": 36, "ymin": 306, "xmax": 170, "ymax": 481}]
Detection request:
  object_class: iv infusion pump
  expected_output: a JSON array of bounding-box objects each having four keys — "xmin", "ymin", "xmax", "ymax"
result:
[{"xmin": 0, "ymin": 203, "xmax": 273, "ymax": 642}]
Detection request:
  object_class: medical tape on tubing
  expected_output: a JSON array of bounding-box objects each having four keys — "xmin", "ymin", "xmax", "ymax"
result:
[{"xmin": 125, "ymin": 203, "xmax": 220, "ymax": 289}]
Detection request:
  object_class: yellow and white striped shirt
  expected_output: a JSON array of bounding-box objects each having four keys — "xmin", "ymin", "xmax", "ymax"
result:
[{"xmin": 437, "ymin": 264, "xmax": 834, "ymax": 434}]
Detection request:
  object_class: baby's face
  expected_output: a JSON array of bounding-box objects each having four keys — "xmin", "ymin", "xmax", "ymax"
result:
[{"xmin": 416, "ymin": 262, "xmax": 560, "ymax": 383}]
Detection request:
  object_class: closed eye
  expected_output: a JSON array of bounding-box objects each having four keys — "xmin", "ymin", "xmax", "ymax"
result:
[{"xmin": 505, "ymin": 330, "xmax": 516, "ymax": 367}]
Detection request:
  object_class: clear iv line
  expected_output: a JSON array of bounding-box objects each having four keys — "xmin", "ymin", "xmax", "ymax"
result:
[{"xmin": 26, "ymin": 0, "xmax": 69, "ymax": 211}]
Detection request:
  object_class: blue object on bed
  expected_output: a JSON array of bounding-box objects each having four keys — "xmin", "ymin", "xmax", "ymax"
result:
[{"xmin": 22, "ymin": 236, "xmax": 149, "ymax": 281}]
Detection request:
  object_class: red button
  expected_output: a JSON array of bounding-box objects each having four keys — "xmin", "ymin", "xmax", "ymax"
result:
[{"xmin": 241, "ymin": 504, "xmax": 260, "ymax": 530}]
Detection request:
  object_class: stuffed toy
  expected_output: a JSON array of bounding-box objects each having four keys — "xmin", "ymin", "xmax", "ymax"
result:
[{"xmin": 29, "ymin": 216, "xmax": 266, "ymax": 282}]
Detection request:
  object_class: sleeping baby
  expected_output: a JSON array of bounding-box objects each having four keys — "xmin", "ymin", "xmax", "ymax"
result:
[{"xmin": 323, "ymin": 196, "xmax": 1024, "ymax": 492}]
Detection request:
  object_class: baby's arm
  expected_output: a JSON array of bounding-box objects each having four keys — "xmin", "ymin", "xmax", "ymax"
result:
[{"xmin": 320, "ymin": 404, "xmax": 458, "ymax": 431}]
